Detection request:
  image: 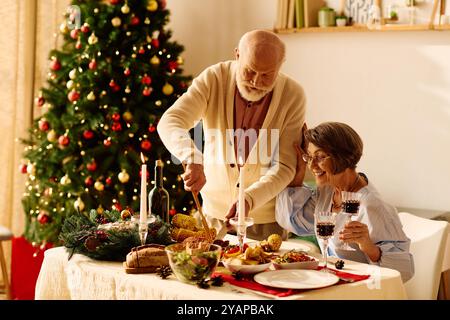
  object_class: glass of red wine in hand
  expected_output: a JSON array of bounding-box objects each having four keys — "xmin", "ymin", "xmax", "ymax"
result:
[
  {"xmin": 315, "ymin": 211, "xmax": 336, "ymax": 273},
  {"xmin": 339, "ymin": 191, "xmax": 362, "ymax": 251}
]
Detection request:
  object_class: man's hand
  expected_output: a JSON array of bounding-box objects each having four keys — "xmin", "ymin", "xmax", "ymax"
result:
[
  {"xmin": 224, "ymin": 200, "xmax": 250, "ymax": 229},
  {"xmin": 181, "ymin": 163, "xmax": 206, "ymax": 193}
]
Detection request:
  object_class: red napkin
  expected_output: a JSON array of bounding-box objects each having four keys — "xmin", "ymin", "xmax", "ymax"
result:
[{"xmin": 212, "ymin": 268, "xmax": 370, "ymax": 298}]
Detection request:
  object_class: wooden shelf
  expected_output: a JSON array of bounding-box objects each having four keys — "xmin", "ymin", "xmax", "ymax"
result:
[{"xmin": 275, "ymin": 24, "xmax": 450, "ymax": 34}]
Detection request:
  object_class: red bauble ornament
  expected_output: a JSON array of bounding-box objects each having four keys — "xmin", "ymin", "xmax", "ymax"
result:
[
  {"xmin": 111, "ymin": 122, "xmax": 122, "ymax": 132},
  {"xmin": 87, "ymin": 161, "xmax": 97, "ymax": 172},
  {"xmin": 83, "ymin": 130, "xmax": 94, "ymax": 139},
  {"xmin": 68, "ymin": 90, "xmax": 80, "ymax": 102},
  {"xmin": 85, "ymin": 176, "xmax": 94, "ymax": 187},
  {"xmin": 19, "ymin": 164, "xmax": 28, "ymax": 174},
  {"xmin": 113, "ymin": 84, "xmax": 121, "ymax": 92},
  {"xmin": 140, "ymin": 139, "xmax": 152, "ymax": 151},
  {"xmin": 124, "ymin": 68, "xmax": 131, "ymax": 76},
  {"xmin": 50, "ymin": 59, "xmax": 61, "ymax": 71},
  {"xmin": 160, "ymin": 0, "xmax": 167, "ymax": 9},
  {"xmin": 75, "ymin": 41, "xmax": 82, "ymax": 50},
  {"xmin": 110, "ymin": 0, "xmax": 120, "ymax": 4},
  {"xmin": 139, "ymin": 169, "xmax": 150, "ymax": 180},
  {"xmin": 151, "ymin": 38, "xmax": 159, "ymax": 48},
  {"xmin": 130, "ymin": 16, "xmax": 140, "ymax": 25},
  {"xmin": 169, "ymin": 208, "xmax": 177, "ymax": 216},
  {"xmin": 142, "ymin": 87, "xmax": 153, "ymax": 96},
  {"xmin": 70, "ymin": 29, "xmax": 79, "ymax": 40},
  {"xmin": 168, "ymin": 61, "xmax": 178, "ymax": 71},
  {"xmin": 148, "ymin": 125, "xmax": 156, "ymax": 133},
  {"xmin": 38, "ymin": 119, "xmax": 50, "ymax": 131},
  {"xmin": 58, "ymin": 135, "xmax": 70, "ymax": 147},
  {"xmin": 103, "ymin": 139, "xmax": 112, "ymax": 147},
  {"xmin": 89, "ymin": 60, "xmax": 97, "ymax": 70},
  {"xmin": 36, "ymin": 96, "xmax": 45, "ymax": 107},
  {"xmin": 141, "ymin": 75, "xmax": 152, "ymax": 85},
  {"xmin": 111, "ymin": 113, "xmax": 121, "ymax": 121},
  {"xmin": 105, "ymin": 177, "xmax": 113, "ymax": 185},
  {"xmin": 37, "ymin": 211, "xmax": 50, "ymax": 225},
  {"xmin": 138, "ymin": 47, "xmax": 145, "ymax": 54},
  {"xmin": 109, "ymin": 80, "xmax": 117, "ymax": 88},
  {"xmin": 81, "ymin": 24, "xmax": 90, "ymax": 33},
  {"xmin": 180, "ymin": 81, "xmax": 187, "ymax": 89}
]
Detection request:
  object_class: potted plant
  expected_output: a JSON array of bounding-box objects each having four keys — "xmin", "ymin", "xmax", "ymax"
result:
[{"xmin": 336, "ymin": 15, "xmax": 347, "ymax": 27}]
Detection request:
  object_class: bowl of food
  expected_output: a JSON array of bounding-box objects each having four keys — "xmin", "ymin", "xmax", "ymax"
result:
[
  {"xmin": 165, "ymin": 240, "xmax": 222, "ymax": 284},
  {"xmin": 222, "ymin": 244, "xmax": 273, "ymax": 275},
  {"xmin": 272, "ymin": 250, "xmax": 319, "ymax": 270}
]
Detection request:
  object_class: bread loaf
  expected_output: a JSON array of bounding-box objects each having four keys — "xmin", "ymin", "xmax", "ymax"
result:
[
  {"xmin": 171, "ymin": 214, "xmax": 198, "ymax": 231},
  {"xmin": 125, "ymin": 244, "xmax": 169, "ymax": 269}
]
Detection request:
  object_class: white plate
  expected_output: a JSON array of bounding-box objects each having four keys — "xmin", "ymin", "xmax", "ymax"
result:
[
  {"xmin": 222, "ymin": 261, "xmax": 272, "ymax": 275},
  {"xmin": 254, "ymin": 270, "xmax": 339, "ymax": 289}
]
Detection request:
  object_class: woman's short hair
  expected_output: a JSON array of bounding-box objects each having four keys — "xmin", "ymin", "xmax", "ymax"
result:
[{"xmin": 305, "ymin": 122, "xmax": 363, "ymax": 174}]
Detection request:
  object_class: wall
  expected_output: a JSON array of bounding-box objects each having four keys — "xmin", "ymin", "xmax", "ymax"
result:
[{"xmin": 166, "ymin": 0, "xmax": 450, "ymax": 212}]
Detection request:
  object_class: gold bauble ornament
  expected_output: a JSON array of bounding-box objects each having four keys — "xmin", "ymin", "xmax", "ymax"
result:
[
  {"xmin": 66, "ymin": 80, "xmax": 75, "ymax": 89},
  {"xmin": 146, "ymin": 0, "xmax": 158, "ymax": 11},
  {"xmin": 60, "ymin": 174, "xmax": 71, "ymax": 185},
  {"xmin": 125, "ymin": 86, "xmax": 131, "ymax": 94},
  {"xmin": 97, "ymin": 205, "xmax": 104, "ymax": 215},
  {"xmin": 47, "ymin": 130, "xmax": 57, "ymax": 142},
  {"xmin": 177, "ymin": 56, "xmax": 184, "ymax": 65},
  {"xmin": 120, "ymin": 209, "xmax": 132, "ymax": 220},
  {"xmin": 88, "ymin": 33, "xmax": 98, "ymax": 45},
  {"xmin": 123, "ymin": 111, "xmax": 133, "ymax": 122},
  {"xmin": 74, "ymin": 197, "xmax": 85, "ymax": 211},
  {"xmin": 94, "ymin": 181, "xmax": 105, "ymax": 191},
  {"xmin": 150, "ymin": 55, "xmax": 160, "ymax": 65},
  {"xmin": 121, "ymin": 4, "xmax": 130, "ymax": 14},
  {"xmin": 27, "ymin": 163, "xmax": 36, "ymax": 175},
  {"xmin": 162, "ymin": 83, "xmax": 174, "ymax": 95},
  {"xmin": 59, "ymin": 22, "xmax": 69, "ymax": 34},
  {"xmin": 69, "ymin": 69, "xmax": 77, "ymax": 80},
  {"xmin": 87, "ymin": 91, "xmax": 96, "ymax": 101},
  {"xmin": 118, "ymin": 170, "xmax": 130, "ymax": 183},
  {"xmin": 111, "ymin": 17, "xmax": 122, "ymax": 27}
]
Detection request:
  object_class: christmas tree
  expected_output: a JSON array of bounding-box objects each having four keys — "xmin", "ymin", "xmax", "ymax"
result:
[{"xmin": 20, "ymin": 0, "xmax": 193, "ymax": 247}]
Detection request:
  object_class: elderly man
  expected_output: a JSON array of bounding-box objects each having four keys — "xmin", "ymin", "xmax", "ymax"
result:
[{"xmin": 157, "ymin": 29, "xmax": 306, "ymax": 240}]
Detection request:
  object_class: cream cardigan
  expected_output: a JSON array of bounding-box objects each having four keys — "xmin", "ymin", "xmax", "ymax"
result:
[{"xmin": 158, "ymin": 60, "xmax": 306, "ymax": 223}]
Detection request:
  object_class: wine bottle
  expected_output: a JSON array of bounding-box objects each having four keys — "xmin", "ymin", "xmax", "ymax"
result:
[{"xmin": 148, "ymin": 160, "xmax": 169, "ymax": 224}]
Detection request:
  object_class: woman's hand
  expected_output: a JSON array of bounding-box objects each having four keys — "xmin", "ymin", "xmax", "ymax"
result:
[
  {"xmin": 339, "ymin": 221, "xmax": 381, "ymax": 262},
  {"xmin": 288, "ymin": 124, "xmax": 307, "ymax": 187}
]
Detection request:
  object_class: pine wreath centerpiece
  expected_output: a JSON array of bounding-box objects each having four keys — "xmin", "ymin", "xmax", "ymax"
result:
[{"xmin": 59, "ymin": 208, "xmax": 173, "ymax": 261}]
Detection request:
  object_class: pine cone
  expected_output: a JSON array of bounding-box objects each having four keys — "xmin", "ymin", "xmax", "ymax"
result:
[
  {"xmin": 335, "ymin": 259, "xmax": 345, "ymax": 270},
  {"xmin": 156, "ymin": 265, "xmax": 173, "ymax": 279},
  {"xmin": 210, "ymin": 275, "xmax": 224, "ymax": 287},
  {"xmin": 196, "ymin": 279, "xmax": 210, "ymax": 289}
]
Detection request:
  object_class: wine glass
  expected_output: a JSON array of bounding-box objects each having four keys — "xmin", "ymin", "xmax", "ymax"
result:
[
  {"xmin": 338, "ymin": 191, "xmax": 362, "ymax": 251},
  {"xmin": 315, "ymin": 211, "xmax": 336, "ymax": 273}
]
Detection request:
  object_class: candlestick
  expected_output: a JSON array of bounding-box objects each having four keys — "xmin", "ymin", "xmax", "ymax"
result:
[
  {"xmin": 139, "ymin": 153, "xmax": 148, "ymax": 245},
  {"xmin": 238, "ymin": 156, "xmax": 245, "ymax": 226}
]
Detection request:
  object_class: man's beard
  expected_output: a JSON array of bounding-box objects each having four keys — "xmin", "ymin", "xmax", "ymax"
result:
[{"xmin": 236, "ymin": 71, "xmax": 276, "ymax": 102}]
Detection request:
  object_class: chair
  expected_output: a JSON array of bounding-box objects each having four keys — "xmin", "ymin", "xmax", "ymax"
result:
[
  {"xmin": 0, "ymin": 225, "xmax": 13, "ymax": 300},
  {"xmin": 398, "ymin": 212, "xmax": 449, "ymax": 300}
]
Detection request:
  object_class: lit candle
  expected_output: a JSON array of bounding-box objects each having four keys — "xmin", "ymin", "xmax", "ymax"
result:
[
  {"xmin": 140, "ymin": 153, "xmax": 147, "ymax": 226},
  {"xmin": 238, "ymin": 156, "xmax": 245, "ymax": 225}
]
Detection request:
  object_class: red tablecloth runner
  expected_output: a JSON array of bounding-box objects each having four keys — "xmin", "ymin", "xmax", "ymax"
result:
[{"xmin": 212, "ymin": 268, "xmax": 370, "ymax": 298}]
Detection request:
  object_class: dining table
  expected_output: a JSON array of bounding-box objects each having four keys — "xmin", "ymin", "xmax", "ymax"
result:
[{"xmin": 35, "ymin": 234, "xmax": 407, "ymax": 300}]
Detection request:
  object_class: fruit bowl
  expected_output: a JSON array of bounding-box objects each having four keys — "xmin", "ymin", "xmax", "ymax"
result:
[{"xmin": 165, "ymin": 243, "xmax": 222, "ymax": 284}]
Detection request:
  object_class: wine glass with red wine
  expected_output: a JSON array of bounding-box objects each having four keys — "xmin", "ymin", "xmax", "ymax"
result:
[
  {"xmin": 338, "ymin": 191, "xmax": 362, "ymax": 251},
  {"xmin": 315, "ymin": 211, "xmax": 336, "ymax": 273}
]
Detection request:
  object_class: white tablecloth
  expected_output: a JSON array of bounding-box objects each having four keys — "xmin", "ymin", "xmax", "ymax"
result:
[{"xmin": 35, "ymin": 237, "xmax": 407, "ymax": 300}]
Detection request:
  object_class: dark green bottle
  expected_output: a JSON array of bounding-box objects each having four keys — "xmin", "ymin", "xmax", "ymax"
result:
[{"xmin": 148, "ymin": 160, "xmax": 169, "ymax": 224}]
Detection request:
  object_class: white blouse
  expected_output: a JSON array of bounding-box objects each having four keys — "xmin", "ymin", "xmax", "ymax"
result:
[{"xmin": 276, "ymin": 179, "xmax": 415, "ymax": 282}]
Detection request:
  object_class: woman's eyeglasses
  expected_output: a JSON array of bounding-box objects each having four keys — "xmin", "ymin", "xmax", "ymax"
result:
[{"xmin": 301, "ymin": 154, "xmax": 330, "ymax": 164}]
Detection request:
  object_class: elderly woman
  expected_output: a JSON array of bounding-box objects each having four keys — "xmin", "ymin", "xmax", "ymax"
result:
[{"xmin": 276, "ymin": 122, "xmax": 414, "ymax": 282}]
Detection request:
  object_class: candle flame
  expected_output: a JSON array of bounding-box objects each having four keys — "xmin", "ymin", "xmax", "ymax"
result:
[{"xmin": 140, "ymin": 152, "xmax": 146, "ymax": 164}]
